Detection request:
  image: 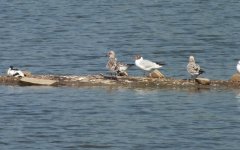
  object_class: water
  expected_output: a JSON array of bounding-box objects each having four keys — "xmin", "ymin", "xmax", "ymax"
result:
[
  {"xmin": 0, "ymin": 0, "xmax": 240, "ymax": 149},
  {"xmin": 1, "ymin": 86, "xmax": 240, "ymax": 150}
]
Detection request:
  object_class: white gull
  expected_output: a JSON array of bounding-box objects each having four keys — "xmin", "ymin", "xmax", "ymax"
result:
[
  {"xmin": 134, "ymin": 55, "xmax": 163, "ymax": 72},
  {"xmin": 7, "ymin": 66, "xmax": 25, "ymax": 78},
  {"xmin": 237, "ymin": 61, "xmax": 240, "ymax": 73}
]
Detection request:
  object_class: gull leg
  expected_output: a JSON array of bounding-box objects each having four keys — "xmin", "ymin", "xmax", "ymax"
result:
[
  {"xmin": 192, "ymin": 75, "xmax": 198, "ymax": 83},
  {"xmin": 144, "ymin": 71, "xmax": 147, "ymax": 77},
  {"xmin": 187, "ymin": 75, "xmax": 192, "ymax": 82},
  {"xmin": 188, "ymin": 75, "xmax": 196, "ymax": 83}
]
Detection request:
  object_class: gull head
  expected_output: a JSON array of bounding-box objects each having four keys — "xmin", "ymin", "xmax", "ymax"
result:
[
  {"xmin": 189, "ymin": 56, "xmax": 195, "ymax": 63},
  {"xmin": 9, "ymin": 66, "xmax": 14, "ymax": 69},
  {"xmin": 134, "ymin": 55, "xmax": 142, "ymax": 60},
  {"xmin": 107, "ymin": 50, "xmax": 116, "ymax": 59},
  {"xmin": 238, "ymin": 61, "xmax": 240, "ymax": 65}
]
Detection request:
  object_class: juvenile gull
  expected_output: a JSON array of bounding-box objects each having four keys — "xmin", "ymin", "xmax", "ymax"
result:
[
  {"xmin": 134, "ymin": 55, "xmax": 163, "ymax": 72},
  {"xmin": 187, "ymin": 56, "xmax": 204, "ymax": 79},
  {"xmin": 106, "ymin": 50, "xmax": 133, "ymax": 76},
  {"xmin": 237, "ymin": 61, "xmax": 240, "ymax": 73},
  {"xmin": 7, "ymin": 66, "xmax": 25, "ymax": 78}
]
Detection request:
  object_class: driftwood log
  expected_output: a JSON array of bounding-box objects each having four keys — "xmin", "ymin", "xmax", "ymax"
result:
[{"xmin": 0, "ymin": 72, "xmax": 240, "ymax": 90}]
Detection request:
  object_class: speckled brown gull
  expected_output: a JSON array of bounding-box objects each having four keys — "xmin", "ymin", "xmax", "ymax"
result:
[
  {"xmin": 187, "ymin": 56, "xmax": 204, "ymax": 79},
  {"xmin": 106, "ymin": 50, "xmax": 133, "ymax": 76}
]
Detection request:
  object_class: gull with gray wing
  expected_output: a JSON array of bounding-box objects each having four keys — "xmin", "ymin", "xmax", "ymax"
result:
[{"xmin": 134, "ymin": 55, "xmax": 164, "ymax": 72}]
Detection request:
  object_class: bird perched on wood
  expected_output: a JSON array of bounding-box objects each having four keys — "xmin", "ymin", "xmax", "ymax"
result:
[
  {"xmin": 106, "ymin": 50, "xmax": 134, "ymax": 76},
  {"xmin": 237, "ymin": 61, "xmax": 240, "ymax": 73},
  {"xmin": 187, "ymin": 56, "xmax": 205, "ymax": 80},
  {"xmin": 134, "ymin": 55, "xmax": 164, "ymax": 73},
  {"xmin": 7, "ymin": 66, "xmax": 25, "ymax": 78}
]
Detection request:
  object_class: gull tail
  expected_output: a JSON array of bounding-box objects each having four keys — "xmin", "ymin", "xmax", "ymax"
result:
[
  {"xmin": 156, "ymin": 62, "xmax": 166, "ymax": 66},
  {"xmin": 199, "ymin": 69, "xmax": 205, "ymax": 75},
  {"xmin": 127, "ymin": 64, "xmax": 135, "ymax": 67}
]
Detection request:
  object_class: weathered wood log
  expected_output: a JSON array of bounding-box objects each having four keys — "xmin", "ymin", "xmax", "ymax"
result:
[
  {"xmin": 20, "ymin": 77, "xmax": 57, "ymax": 86},
  {"xmin": 195, "ymin": 77, "xmax": 210, "ymax": 85},
  {"xmin": 0, "ymin": 73, "xmax": 239, "ymax": 90}
]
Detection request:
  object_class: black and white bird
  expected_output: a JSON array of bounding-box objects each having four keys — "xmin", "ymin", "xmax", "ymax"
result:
[
  {"xmin": 134, "ymin": 55, "xmax": 164, "ymax": 72},
  {"xmin": 187, "ymin": 56, "xmax": 204, "ymax": 79},
  {"xmin": 106, "ymin": 50, "xmax": 134, "ymax": 76},
  {"xmin": 237, "ymin": 61, "xmax": 240, "ymax": 73},
  {"xmin": 7, "ymin": 66, "xmax": 25, "ymax": 78}
]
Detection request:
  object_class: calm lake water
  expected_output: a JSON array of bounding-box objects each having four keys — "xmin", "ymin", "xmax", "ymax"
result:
[{"xmin": 0, "ymin": 0, "xmax": 240, "ymax": 149}]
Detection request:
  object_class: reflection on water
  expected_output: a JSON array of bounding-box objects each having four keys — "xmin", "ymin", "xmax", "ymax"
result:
[
  {"xmin": 235, "ymin": 91, "xmax": 240, "ymax": 99},
  {"xmin": 235, "ymin": 91, "xmax": 240, "ymax": 111},
  {"xmin": 133, "ymin": 88, "xmax": 159, "ymax": 96}
]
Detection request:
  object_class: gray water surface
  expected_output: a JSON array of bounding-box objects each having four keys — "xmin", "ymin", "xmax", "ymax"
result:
[
  {"xmin": 1, "ymin": 86, "xmax": 240, "ymax": 150},
  {"xmin": 0, "ymin": 0, "xmax": 240, "ymax": 149}
]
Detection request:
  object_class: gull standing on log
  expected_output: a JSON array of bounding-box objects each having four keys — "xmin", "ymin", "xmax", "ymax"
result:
[
  {"xmin": 187, "ymin": 56, "xmax": 205, "ymax": 79},
  {"xmin": 237, "ymin": 61, "xmax": 240, "ymax": 73},
  {"xmin": 134, "ymin": 55, "xmax": 164, "ymax": 72},
  {"xmin": 106, "ymin": 50, "xmax": 134, "ymax": 76},
  {"xmin": 7, "ymin": 66, "xmax": 25, "ymax": 78}
]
